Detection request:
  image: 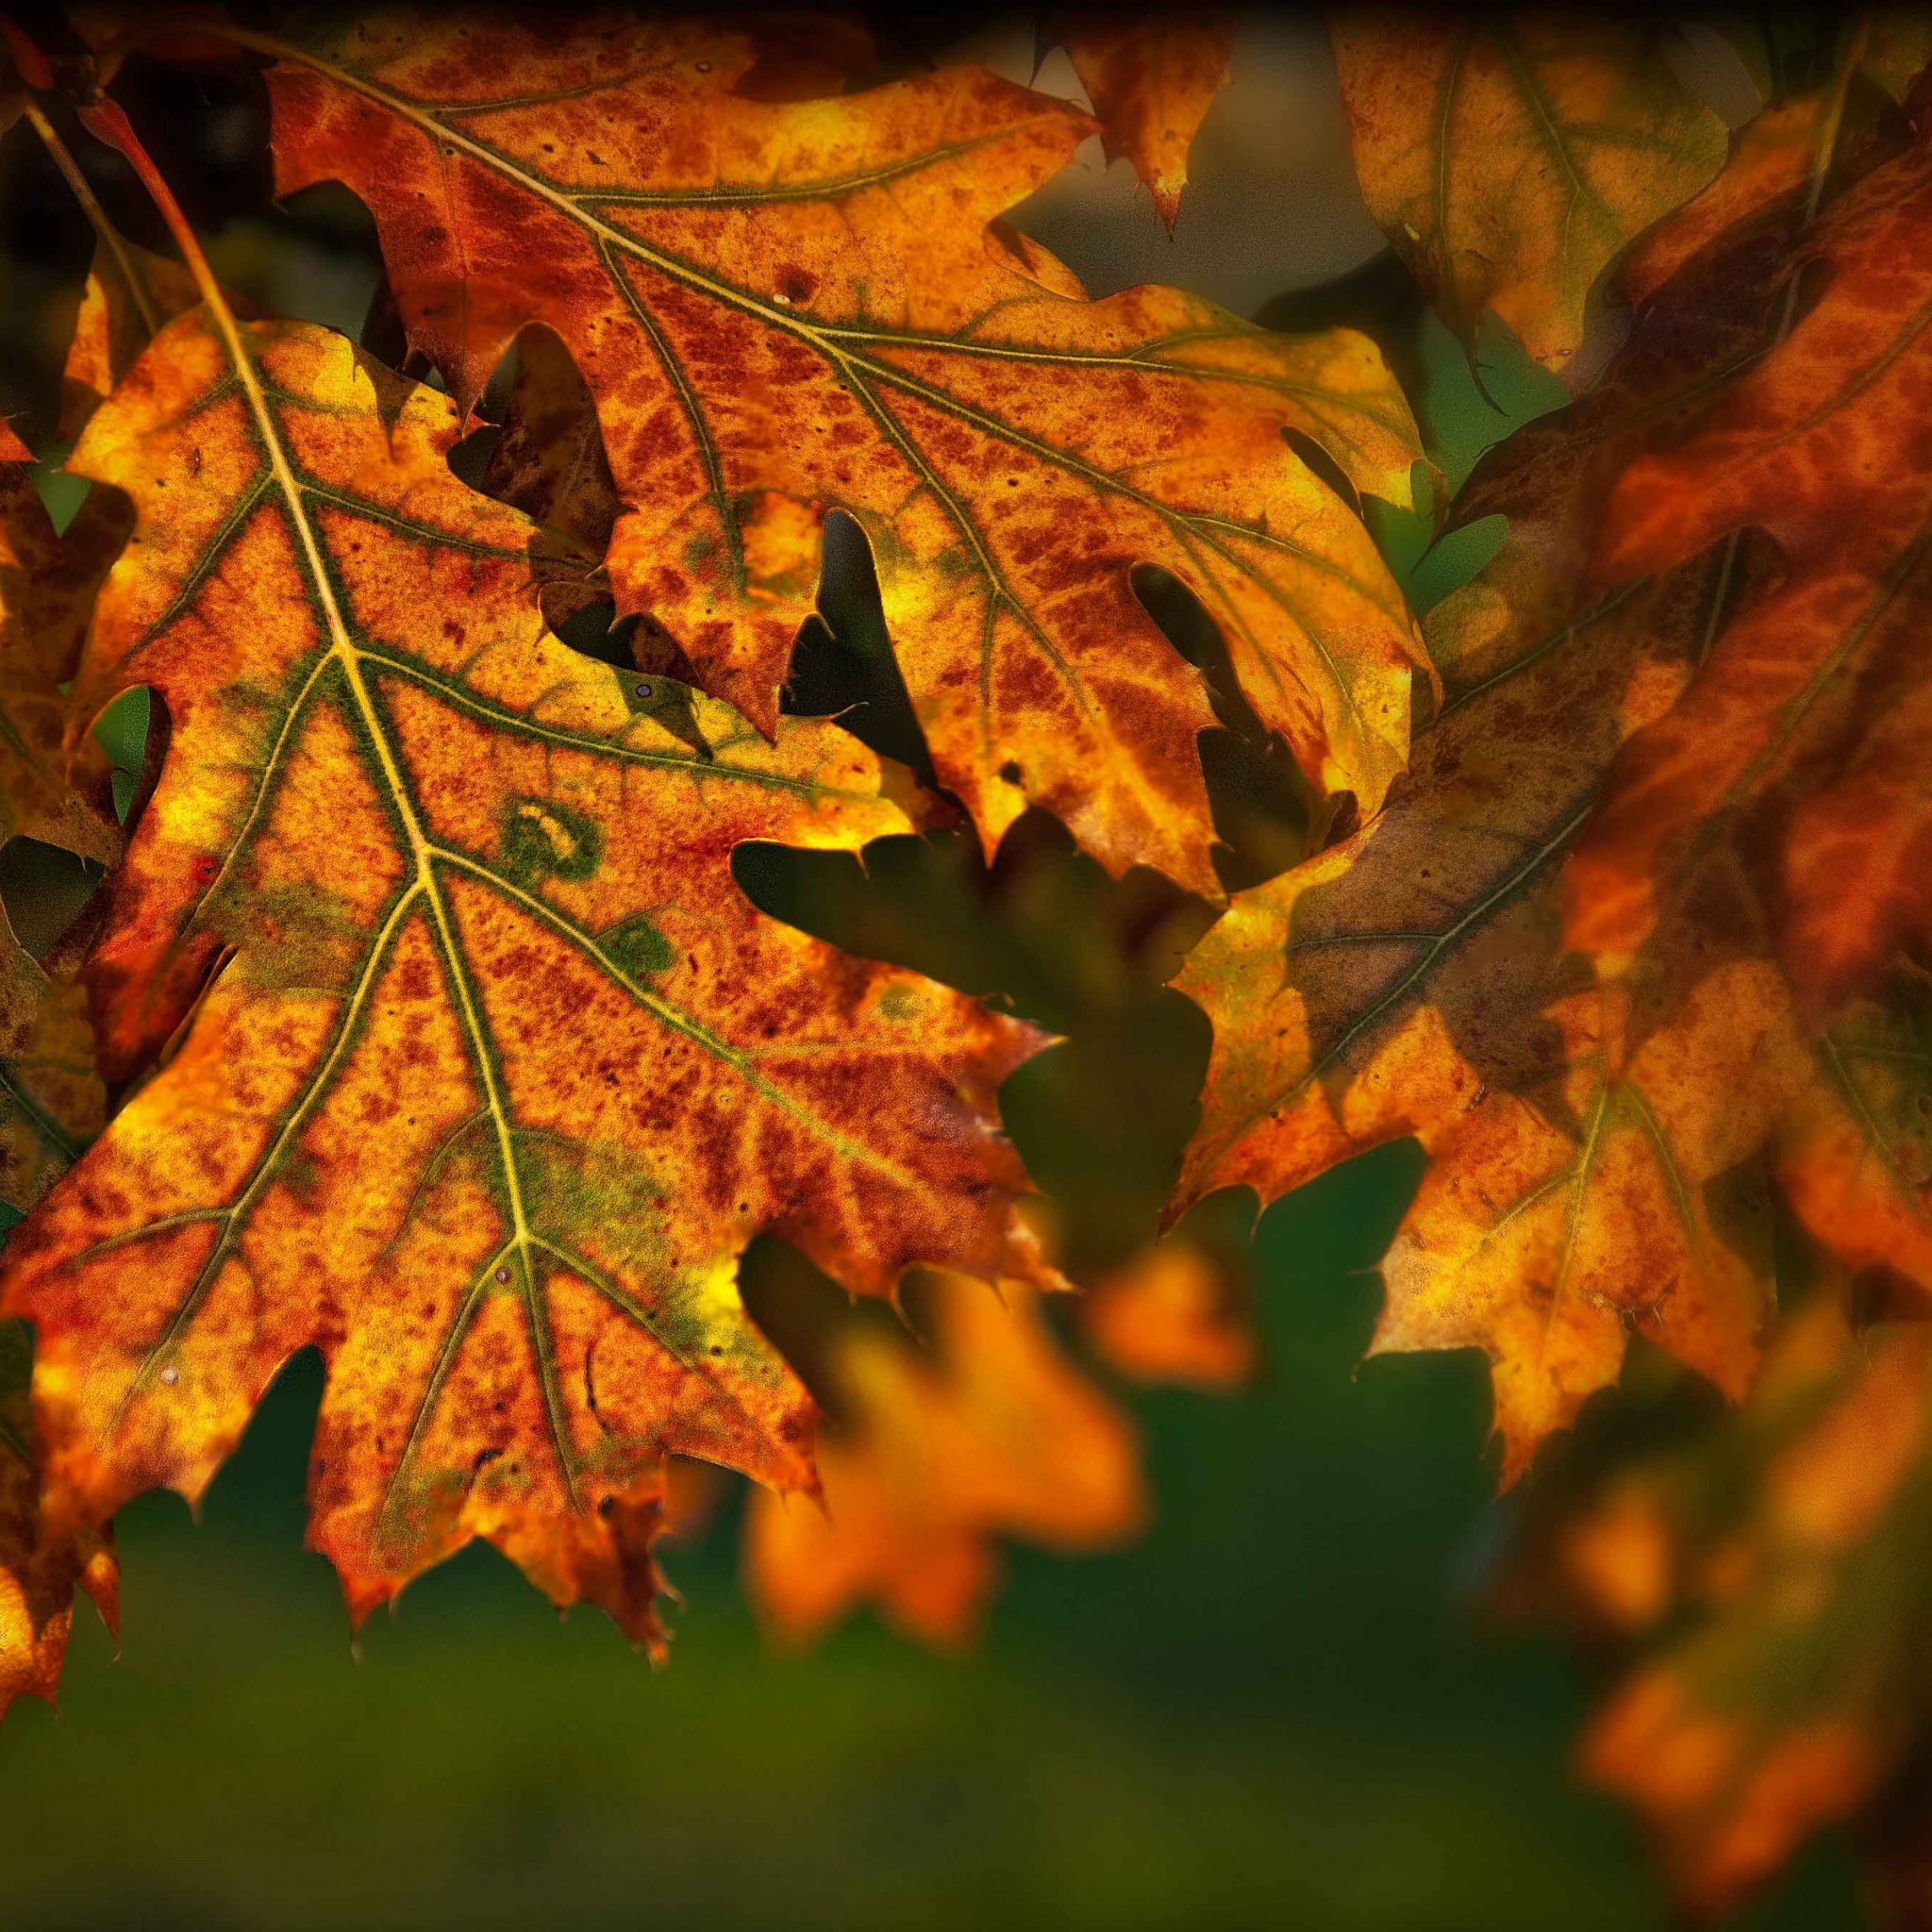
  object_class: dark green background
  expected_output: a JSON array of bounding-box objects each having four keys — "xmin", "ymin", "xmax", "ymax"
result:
[{"xmin": 0, "ymin": 1153, "xmax": 1864, "ymax": 1928}]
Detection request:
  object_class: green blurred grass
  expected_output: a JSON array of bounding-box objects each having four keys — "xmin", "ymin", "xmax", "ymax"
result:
[{"xmin": 0, "ymin": 1150, "xmax": 1866, "ymax": 1930}]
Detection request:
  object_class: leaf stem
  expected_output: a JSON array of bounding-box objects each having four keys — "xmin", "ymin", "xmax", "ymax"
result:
[
  {"xmin": 23, "ymin": 107, "xmax": 162, "ymax": 345},
  {"xmin": 70, "ymin": 97, "xmax": 223, "ymax": 323}
]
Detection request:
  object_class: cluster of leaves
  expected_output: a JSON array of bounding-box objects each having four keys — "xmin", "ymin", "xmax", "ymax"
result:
[{"xmin": 4, "ymin": 5, "xmax": 1932, "ymax": 1916}]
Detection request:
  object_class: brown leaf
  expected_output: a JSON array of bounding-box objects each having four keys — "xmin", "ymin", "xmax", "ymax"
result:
[
  {"xmin": 1570, "ymin": 1297, "xmax": 1932, "ymax": 1916},
  {"xmin": 1172, "ymin": 107, "xmax": 1907, "ymax": 1472},
  {"xmin": 0, "ymin": 1320, "xmax": 114, "ymax": 1721},
  {"xmin": 229, "ymin": 11, "xmax": 1424, "ymax": 896},
  {"xmin": 0, "ymin": 432, "xmax": 113, "ymax": 1211},
  {"xmin": 742, "ymin": 1274, "xmax": 1144, "ymax": 1648}
]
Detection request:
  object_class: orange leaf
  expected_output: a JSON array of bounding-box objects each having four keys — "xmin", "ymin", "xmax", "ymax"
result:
[
  {"xmin": 1172, "ymin": 114, "xmax": 1919, "ymax": 1474},
  {"xmin": 58, "ymin": 230, "xmax": 203, "ymax": 445},
  {"xmin": 0, "ymin": 285, "xmax": 1055, "ymax": 1647},
  {"xmin": 1, "ymin": 1321, "xmax": 113, "ymax": 1720},
  {"xmin": 1375, "ymin": 971, "xmax": 1793, "ymax": 1480},
  {"xmin": 1572, "ymin": 115, "xmax": 1932, "ymax": 1013},
  {"xmin": 1055, "ymin": 9, "xmax": 1236, "ymax": 229},
  {"xmin": 1081, "ymin": 1234, "xmax": 1255, "ymax": 1391},
  {"xmin": 742, "ymin": 1274, "xmax": 1144, "ymax": 1649},
  {"xmin": 231, "ymin": 12, "xmax": 1424, "ymax": 896},
  {"xmin": 1571, "ymin": 1300, "xmax": 1932, "ymax": 1915}
]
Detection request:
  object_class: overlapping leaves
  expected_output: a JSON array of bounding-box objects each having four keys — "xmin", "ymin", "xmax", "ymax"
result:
[
  {"xmin": 1173, "ymin": 93, "xmax": 1932, "ymax": 1474},
  {"xmin": 239, "ymin": 10, "xmax": 1424, "ymax": 896},
  {"xmin": 1570, "ymin": 112, "xmax": 1932, "ymax": 1015}
]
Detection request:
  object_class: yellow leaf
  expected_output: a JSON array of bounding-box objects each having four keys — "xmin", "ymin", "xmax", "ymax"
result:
[{"xmin": 1332, "ymin": 16, "xmax": 1726, "ymax": 376}]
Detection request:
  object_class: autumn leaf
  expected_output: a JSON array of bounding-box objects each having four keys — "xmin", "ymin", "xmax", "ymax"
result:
[
  {"xmin": 0, "ymin": 138, "xmax": 130, "ymax": 1710},
  {"xmin": 1080, "ymin": 1231, "xmax": 1256, "ymax": 1391},
  {"xmin": 58, "ymin": 224, "xmax": 203, "ymax": 445},
  {"xmin": 1865, "ymin": 9, "xmax": 1932, "ymax": 104},
  {"xmin": 1376, "ymin": 972, "xmax": 1792, "ymax": 1476},
  {"xmin": 1, "ymin": 1319, "xmax": 114, "ymax": 1719},
  {"xmin": 0, "ymin": 102, "xmax": 1059, "ymax": 1641},
  {"xmin": 1568, "ymin": 111, "xmax": 1932, "ymax": 1017},
  {"xmin": 1170, "ymin": 103, "xmax": 1930, "ymax": 1473},
  {"xmin": 479, "ymin": 328, "xmax": 618, "ymax": 568},
  {"xmin": 1549, "ymin": 1295, "xmax": 1932, "ymax": 1917},
  {"xmin": 1053, "ymin": 8, "xmax": 1237, "ymax": 229},
  {"xmin": 0, "ymin": 412, "xmax": 118, "ymax": 1208},
  {"xmin": 742, "ymin": 1273, "xmax": 1143, "ymax": 1649},
  {"xmin": 1618, "ymin": 95, "xmax": 1834, "ymax": 310},
  {"xmin": 202, "ymin": 10, "xmax": 1429, "ymax": 898},
  {"xmin": 1331, "ymin": 15, "xmax": 1726, "ymax": 379},
  {"xmin": 0, "ymin": 428, "xmax": 119, "ymax": 872}
]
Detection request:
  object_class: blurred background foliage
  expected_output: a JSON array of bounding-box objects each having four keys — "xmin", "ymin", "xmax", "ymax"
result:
[{"xmin": 0, "ymin": 11, "xmax": 1886, "ymax": 1928}]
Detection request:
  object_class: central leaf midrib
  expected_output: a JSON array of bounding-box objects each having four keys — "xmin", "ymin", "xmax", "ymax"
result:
[{"xmin": 115, "ymin": 335, "xmax": 933, "ymax": 1462}]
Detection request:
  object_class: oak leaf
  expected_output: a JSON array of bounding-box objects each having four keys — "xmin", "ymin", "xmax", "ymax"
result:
[
  {"xmin": 1569, "ymin": 113, "xmax": 1932, "ymax": 1016},
  {"xmin": 60, "ymin": 234, "xmax": 202, "ymax": 444},
  {"xmin": 229, "ymin": 11, "xmax": 1424, "ymax": 896},
  {"xmin": 0, "ymin": 284, "xmax": 1054, "ymax": 1644},
  {"xmin": 1172, "ymin": 109, "xmax": 1932, "ymax": 1472},
  {"xmin": 742, "ymin": 1273, "xmax": 1144, "ymax": 1649},
  {"xmin": 1054, "ymin": 9, "xmax": 1237, "ymax": 229},
  {"xmin": 1, "ymin": 1320, "xmax": 114, "ymax": 1719},
  {"xmin": 0, "ymin": 427, "xmax": 115, "ymax": 1210},
  {"xmin": 1331, "ymin": 15, "xmax": 1726, "ymax": 378}
]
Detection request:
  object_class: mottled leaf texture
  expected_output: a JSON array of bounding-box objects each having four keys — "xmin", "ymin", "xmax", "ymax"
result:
[
  {"xmin": 0, "ymin": 296, "xmax": 1054, "ymax": 1647},
  {"xmin": 0, "ymin": 429, "xmax": 119, "ymax": 871},
  {"xmin": 1055, "ymin": 9, "xmax": 1237, "ymax": 229},
  {"xmin": 1546, "ymin": 1296, "xmax": 1932, "ymax": 1918},
  {"xmin": 742, "ymin": 1274, "xmax": 1143, "ymax": 1648},
  {"xmin": 238, "ymin": 11, "xmax": 1424, "ymax": 896},
  {"xmin": 1571, "ymin": 115, "xmax": 1932, "ymax": 1016},
  {"xmin": 1173, "ymin": 108, "xmax": 1932, "ymax": 1474},
  {"xmin": 1331, "ymin": 15, "xmax": 1726, "ymax": 377}
]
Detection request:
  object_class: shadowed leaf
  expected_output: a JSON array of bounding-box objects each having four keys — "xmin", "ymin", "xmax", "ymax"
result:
[
  {"xmin": 1541, "ymin": 1296, "xmax": 1932, "ymax": 1917},
  {"xmin": 1172, "ymin": 108, "xmax": 1925, "ymax": 1472},
  {"xmin": 1570, "ymin": 116, "xmax": 1932, "ymax": 1015}
]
